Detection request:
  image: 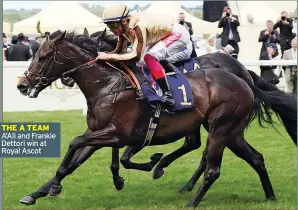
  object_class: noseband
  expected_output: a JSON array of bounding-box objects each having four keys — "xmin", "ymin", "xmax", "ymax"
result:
[{"xmin": 24, "ymin": 50, "xmax": 58, "ymax": 88}]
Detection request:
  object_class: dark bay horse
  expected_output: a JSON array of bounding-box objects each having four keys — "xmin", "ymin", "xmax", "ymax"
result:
[
  {"xmin": 83, "ymin": 29, "xmax": 297, "ymax": 184},
  {"xmin": 17, "ymin": 30, "xmax": 278, "ymax": 207}
]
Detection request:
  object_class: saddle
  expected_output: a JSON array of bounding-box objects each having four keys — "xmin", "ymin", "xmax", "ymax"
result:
[{"xmin": 110, "ymin": 58, "xmax": 201, "ymax": 146}]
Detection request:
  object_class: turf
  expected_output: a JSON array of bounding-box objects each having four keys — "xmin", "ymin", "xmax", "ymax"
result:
[{"xmin": 3, "ymin": 110, "xmax": 297, "ymax": 210}]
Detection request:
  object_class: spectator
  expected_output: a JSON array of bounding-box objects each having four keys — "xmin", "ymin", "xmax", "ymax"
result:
[
  {"xmin": 218, "ymin": 6, "xmax": 241, "ymax": 59},
  {"xmin": 206, "ymin": 37, "xmax": 217, "ymax": 53},
  {"xmin": 30, "ymin": 39, "xmax": 41, "ymax": 58},
  {"xmin": 24, "ymin": 36, "xmax": 33, "ymax": 57},
  {"xmin": 178, "ymin": 12, "xmax": 197, "ymax": 58},
  {"xmin": 259, "ymin": 43, "xmax": 279, "ymax": 84},
  {"xmin": 40, "ymin": 31, "xmax": 51, "ymax": 45},
  {"xmin": 273, "ymin": 11, "xmax": 295, "ymax": 57},
  {"xmin": 3, "ymin": 33, "xmax": 8, "ymax": 60},
  {"xmin": 258, "ymin": 20, "xmax": 280, "ymax": 58},
  {"xmin": 282, "ymin": 38, "xmax": 297, "ymax": 95},
  {"xmin": 6, "ymin": 35, "xmax": 18, "ymax": 61},
  {"xmin": 10, "ymin": 33, "xmax": 32, "ymax": 61}
]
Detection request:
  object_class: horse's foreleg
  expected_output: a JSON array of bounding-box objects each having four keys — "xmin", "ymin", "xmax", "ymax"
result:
[
  {"xmin": 153, "ymin": 127, "xmax": 202, "ymax": 179},
  {"xmin": 20, "ymin": 145, "xmax": 98, "ymax": 205},
  {"xmin": 110, "ymin": 148, "xmax": 125, "ymax": 190},
  {"xmin": 20, "ymin": 124, "xmax": 119, "ymax": 205},
  {"xmin": 120, "ymin": 145, "xmax": 163, "ymax": 172}
]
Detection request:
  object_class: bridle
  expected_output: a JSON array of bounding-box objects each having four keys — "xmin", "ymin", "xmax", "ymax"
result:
[
  {"xmin": 24, "ymin": 50, "xmax": 60, "ymax": 89},
  {"xmin": 23, "ymin": 35, "xmax": 136, "ymax": 94},
  {"xmin": 24, "ymin": 38, "xmax": 96, "ymax": 90}
]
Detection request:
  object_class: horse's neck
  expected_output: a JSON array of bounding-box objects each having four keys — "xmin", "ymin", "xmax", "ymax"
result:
[
  {"xmin": 71, "ymin": 62, "xmax": 125, "ymax": 101},
  {"xmin": 64, "ymin": 43, "xmax": 127, "ymax": 101}
]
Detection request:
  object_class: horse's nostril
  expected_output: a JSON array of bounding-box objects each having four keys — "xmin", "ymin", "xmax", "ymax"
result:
[
  {"xmin": 17, "ymin": 84, "xmax": 29, "ymax": 94},
  {"xmin": 17, "ymin": 84, "xmax": 26, "ymax": 90}
]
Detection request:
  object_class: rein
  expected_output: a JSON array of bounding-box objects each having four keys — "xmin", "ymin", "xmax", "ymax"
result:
[
  {"xmin": 61, "ymin": 59, "xmax": 97, "ymax": 79},
  {"xmin": 25, "ymin": 36, "xmax": 139, "ymax": 99},
  {"xmin": 61, "ymin": 60, "xmax": 137, "ymax": 89}
]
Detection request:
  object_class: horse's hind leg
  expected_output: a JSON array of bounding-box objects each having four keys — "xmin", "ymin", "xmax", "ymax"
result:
[
  {"xmin": 120, "ymin": 145, "xmax": 163, "ymax": 172},
  {"xmin": 186, "ymin": 134, "xmax": 226, "ymax": 208},
  {"xmin": 227, "ymin": 138, "xmax": 276, "ymax": 200},
  {"xmin": 153, "ymin": 126, "xmax": 202, "ymax": 179},
  {"xmin": 186, "ymin": 101, "xmax": 251, "ymax": 207},
  {"xmin": 178, "ymin": 147, "xmax": 207, "ymax": 193}
]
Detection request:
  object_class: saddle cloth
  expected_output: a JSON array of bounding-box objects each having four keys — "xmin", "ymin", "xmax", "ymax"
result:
[{"xmin": 126, "ymin": 58, "xmax": 201, "ymax": 112}]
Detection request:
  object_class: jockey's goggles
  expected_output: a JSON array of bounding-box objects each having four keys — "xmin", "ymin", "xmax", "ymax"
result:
[{"xmin": 106, "ymin": 22, "xmax": 120, "ymax": 29}]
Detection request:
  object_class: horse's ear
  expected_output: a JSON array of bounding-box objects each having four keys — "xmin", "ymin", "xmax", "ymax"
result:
[
  {"xmin": 96, "ymin": 35, "xmax": 102, "ymax": 44},
  {"xmin": 83, "ymin": 28, "xmax": 89, "ymax": 37},
  {"xmin": 53, "ymin": 30, "xmax": 66, "ymax": 43}
]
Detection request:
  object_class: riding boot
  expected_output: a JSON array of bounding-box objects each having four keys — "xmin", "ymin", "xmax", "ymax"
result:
[
  {"xmin": 156, "ymin": 76, "xmax": 175, "ymax": 107},
  {"xmin": 160, "ymin": 60, "xmax": 181, "ymax": 74}
]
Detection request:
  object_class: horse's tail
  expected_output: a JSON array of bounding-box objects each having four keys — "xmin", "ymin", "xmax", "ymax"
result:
[
  {"xmin": 246, "ymin": 74, "xmax": 297, "ymax": 146},
  {"xmin": 247, "ymin": 70, "xmax": 280, "ymax": 91}
]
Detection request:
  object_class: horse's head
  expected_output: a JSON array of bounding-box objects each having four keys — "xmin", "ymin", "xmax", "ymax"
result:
[
  {"xmin": 89, "ymin": 28, "xmax": 118, "ymax": 52},
  {"xmin": 17, "ymin": 30, "xmax": 98, "ymax": 98}
]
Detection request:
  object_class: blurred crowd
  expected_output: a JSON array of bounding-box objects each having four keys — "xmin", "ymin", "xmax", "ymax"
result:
[
  {"xmin": 192, "ymin": 7, "xmax": 297, "ymax": 94},
  {"xmin": 2, "ymin": 8, "xmax": 296, "ymax": 95},
  {"xmin": 2, "ymin": 32, "xmax": 51, "ymax": 62}
]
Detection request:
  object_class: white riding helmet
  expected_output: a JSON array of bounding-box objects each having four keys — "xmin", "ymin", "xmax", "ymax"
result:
[{"xmin": 102, "ymin": 3, "xmax": 130, "ymax": 23}]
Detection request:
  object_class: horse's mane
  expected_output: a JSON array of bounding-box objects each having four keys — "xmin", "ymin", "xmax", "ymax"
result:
[
  {"xmin": 91, "ymin": 30, "xmax": 118, "ymax": 47},
  {"xmin": 90, "ymin": 31, "xmax": 102, "ymax": 37},
  {"xmin": 50, "ymin": 30, "xmax": 99, "ymax": 58},
  {"xmin": 49, "ymin": 30, "xmax": 126, "ymax": 78},
  {"xmin": 103, "ymin": 34, "xmax": 118, "ymax": 46}
]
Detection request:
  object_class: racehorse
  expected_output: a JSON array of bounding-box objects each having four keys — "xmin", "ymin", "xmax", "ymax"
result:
[
  {"xmin": 82, "ymin": 28, "xmax": 297, "ymax": 184},
  {"xmin": 16, "ymin": 30, "xmax": 281, "ymax": 208}
]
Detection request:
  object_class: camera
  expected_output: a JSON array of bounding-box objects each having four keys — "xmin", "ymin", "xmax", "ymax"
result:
[
  {"xmin": 226, "ymin": 13, "xmax": 230, "ymax": 17},
  {"xmin": 281, "ymin": 16, "xmax": 286, "ymax": 21},
  {"xmin": 179, "ymin": 20, "xmax": 184, "ymax": 25},
  {"xmin": 270, "ymin": 31, "xmax": 275, "ymax": 35}
]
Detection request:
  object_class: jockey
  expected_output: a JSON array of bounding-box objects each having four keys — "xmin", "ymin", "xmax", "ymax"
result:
[{"xmin": 96, "ymin": 3, "xmax": 193, "ymax": 108}]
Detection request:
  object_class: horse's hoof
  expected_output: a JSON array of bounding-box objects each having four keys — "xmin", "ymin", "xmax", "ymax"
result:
[
  {"xmin": 150, "ymin": 153, "xmax": 163, "ymax": 162},
  {"xmin": 266, "ymin": 196, "xmax": 276, "ymax": 201},
  {"xmin": 185, "ymin": 201, "xmax": 196, "ymax": 209},
  {"xmin": 48, "ymin": 184, "xmax": 62, "ymax": 196},
  {"xmin": 20, "ymin": 195, "xmax": 36, "ymax": 205},
  {"xmin": 114, "ymin": 177, "xmax": 125, "ymax": 191},
  {"xmin": 153, "ymin": 168, "xmax": 164, "ymax": 179}
]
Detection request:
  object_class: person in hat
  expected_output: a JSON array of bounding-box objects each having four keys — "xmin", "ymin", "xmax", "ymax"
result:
[
  {"xmin": 6, "ymin": 35, "xmax": 18, "ymax": 61},
  {"xmin": 96, "ymin": 3, "xmax": 193, "ymax": 108},
  {"xmin": 259, "ymin": 43, "xmax": 280, "ymax": 84},
  {"xmin": 10, "ymin": 33, "xmax": 32, "ymax": 61},
  {"xmin": 218, "ymin": 6, "xmax": 241, "ymax": 59}
]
